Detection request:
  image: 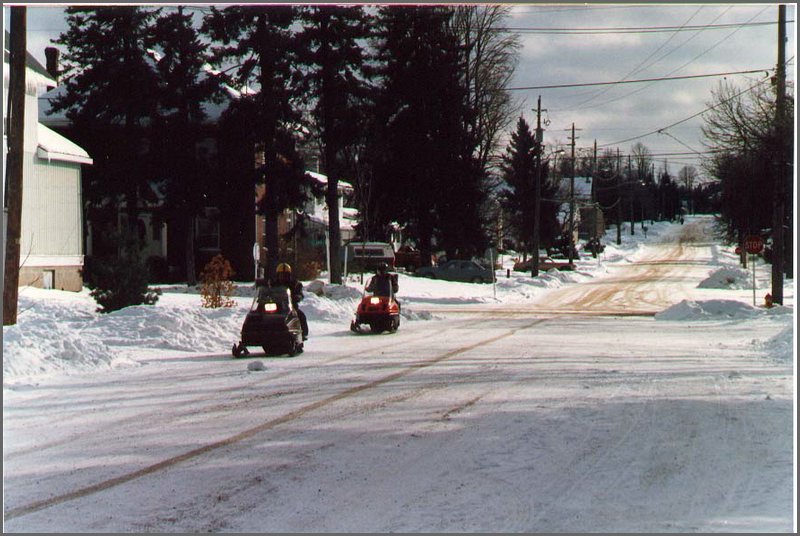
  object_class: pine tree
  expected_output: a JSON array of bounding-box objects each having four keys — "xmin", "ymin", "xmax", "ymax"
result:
[
  {"xmin": 501, "ymin": 116, "xmax": 559, "ymax": 254},
  {"xmin": 296, "ymin": 6, "xmax": 371, "ymax": 284},
  {"xmin": 148, "ymin": 6, "xmax": 214, "ymax": 285},
  {"xmin": 51, "ymin": 6, "xmax": 160, "ymax": 234},
  {"xmin": 370, "ymin": 6, "xmax": 487, "ymax": 264},
  {"xmin": 202, "ymin": 5, "xmax": 310, "ymax": 278}
]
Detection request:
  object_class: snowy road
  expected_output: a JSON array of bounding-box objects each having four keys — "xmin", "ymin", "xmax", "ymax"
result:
[{"xmin": 3, "ymin": 219, "xmax": 795, "ymax": 532}]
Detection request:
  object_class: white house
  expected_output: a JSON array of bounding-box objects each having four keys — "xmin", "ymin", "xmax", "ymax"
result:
[
  {"xmin": 303, "ymin": 170, "xmax": 358, "ymax": 243},
  {"xmin": 3, "ymin": 37, "xmax": 92, "ymax": 291}
]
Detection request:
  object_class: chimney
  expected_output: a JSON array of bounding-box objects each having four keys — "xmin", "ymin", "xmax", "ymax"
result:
[{"xmin": 44, "ymin": 46, "xmax": 60, "ymax": 83}]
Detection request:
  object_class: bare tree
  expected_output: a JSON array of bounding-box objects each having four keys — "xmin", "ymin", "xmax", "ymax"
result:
[
  {"xmin": 678, "ymin": 165, "xmax": 698, "ymax": 190},
  {"xmin": 451, "ymin": 5, "xmax": 521, "ymax": 171},
  {"xmin": 630, "ymin": 142, "xmax": 652, "ymax": 183}
]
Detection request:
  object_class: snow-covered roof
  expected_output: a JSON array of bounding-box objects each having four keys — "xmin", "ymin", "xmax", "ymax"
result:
[
  {"xmin": 3, "ymin": 31, "xmax": 56, "ymax": 94},
  {"xmin": 556, "ymin": 176, "xmax": 593, "ymax": 201},
  {"xmin": 306, "ymin": 170, "xmax": 354, "ymax": 193},
  {"xmin": 36, "ymin": 123, "xmax": 93, "ymax": 165}
]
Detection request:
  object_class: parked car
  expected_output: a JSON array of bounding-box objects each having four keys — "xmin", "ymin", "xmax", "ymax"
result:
[
  {"xmin": 394, "ymin": 245, "xmax": 423, "ymax": 272},
  {"xmin": 513, "ymin": 256, "xmax": 575, "ymax": 272},
  {"xmin": 415, "ymin": 259, "xmax": 495, "ymax": 283}
]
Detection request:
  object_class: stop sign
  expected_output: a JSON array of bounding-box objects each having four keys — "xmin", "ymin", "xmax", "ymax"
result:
[{"xmin": 744, "ymin": 235, "xmax": 764, "ymax": 254}]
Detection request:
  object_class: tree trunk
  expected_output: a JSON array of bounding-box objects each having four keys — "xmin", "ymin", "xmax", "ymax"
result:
[{"xmin": 185, "ymin": 212, "xmax": 196, "ymax": 286}]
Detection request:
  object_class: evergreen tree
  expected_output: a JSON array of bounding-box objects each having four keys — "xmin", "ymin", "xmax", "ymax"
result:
[
  {"xmin": 51, "ymin": 6, "xmax": 160, "ymax": 234},
  {"xmin": 500, "ymin": 116, "xmax": 559, "ymax": 255},
  {"xmin": 148, "ymin": 6, "xmax": 214, "ymax": 284},
  {"xmin": 202, "ymin": 5, "xmax": 310, "ymax": 277},
  {"xmin": 370, "ymin": 6, "xmax": 487, "ymax": 264},
  {"xmin": 296, "ymin": 6, "xmax": 371, "ymax": 284}
]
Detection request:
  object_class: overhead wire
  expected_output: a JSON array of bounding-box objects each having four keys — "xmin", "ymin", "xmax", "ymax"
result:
[
  {"xmin": 564, "ymin": 5, "xmax": 707, "ymax": 107},
  {"xmin": 596, "ymin": 69, "xmax": 776, "ymax": 149},
  {"xmin": 564, "ymin": 5, "xmax": 773, "ymax": 112},
  {"xmin": 505, "ymin": 68, "xmax": 770, "ymax": 91},
  {"xmin": 495, "ymin": 20, "xmax": 786, "ymax": 34}
]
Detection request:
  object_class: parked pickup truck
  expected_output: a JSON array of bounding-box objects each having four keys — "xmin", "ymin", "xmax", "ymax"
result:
[
  {"xmin": 513, "ymin": 256, "xmax": 575, "ymax": 272},
  {"xmin": 394, "ymin": 245, "xmax": 423, "ymax": 273}
]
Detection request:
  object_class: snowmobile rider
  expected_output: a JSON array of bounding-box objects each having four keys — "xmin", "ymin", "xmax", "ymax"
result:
[
  {"xmin": 270, "ymin": 263, "xmax": 309, "ymax": 340},
  {"xmin": 366, "ymin": 262, "xmax": 399, "ymax": 308}
]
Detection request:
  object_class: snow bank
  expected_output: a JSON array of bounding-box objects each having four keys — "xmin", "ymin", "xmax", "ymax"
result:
[
  {"xmin": 759, "ymin": 325, "xmax": 795, "ymax": 362},
  {"xmin": 3, "ymin": 290, "xmax": 138, "ymax": 378},
  {"xmin": 697, "ymin": 266, "xmax": 752, "ymax": 290},
  {"xmin": 655, "ymin": 299, "xmax": 792, "ymax": 321}
]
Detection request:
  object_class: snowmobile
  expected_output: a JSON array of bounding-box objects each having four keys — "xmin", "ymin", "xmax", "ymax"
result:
[
  {"xmin": 350, "ymin": 277, "xmax": 400, "ymax": 334},
  {"xmin": 233, "ymin": 285, "xmax": 304, "ymax": 357}
]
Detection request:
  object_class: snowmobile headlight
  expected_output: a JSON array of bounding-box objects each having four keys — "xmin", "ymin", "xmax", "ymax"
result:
[
  {"xmin": 369, "ymin": 297, "xmax": 380, "ymax": 305},
  {"xmin": 263, "ymin": 303, "xmax": 278, "ymax": 312}
]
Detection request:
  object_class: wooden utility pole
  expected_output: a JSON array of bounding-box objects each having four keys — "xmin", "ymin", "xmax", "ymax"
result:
[
  {"xmin": 628, "ymin": 154, "xmax": 635, "ymax": 236},
  {"xmin": 771, "ymin": 4, "xmax": 786, "ymax": 305},
  {"xmin": 616, "ymin": 148, "xmax": 622, "ymax": 245},
  {"xmin": 531, "ymin": 96, "xmax": 545, "ymax": 277},
  {"xmin": 567, "ymin": 123, "xmax": 577, "ymax": 264},
  {"xmin": 3, "ymin": 7, "xmax": 27, "ymax": 326}
]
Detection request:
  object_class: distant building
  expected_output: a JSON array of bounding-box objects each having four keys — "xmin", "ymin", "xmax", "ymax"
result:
[
  {"xmin": 3, "ymin": 37, "xmax": 92, "ymax": 291},
  {"xmin": 255, "ymin": 171, "xmax": 358, "ymax": 278},
  {"xmin": 554, "ymin": 175, "xmax": 605, "ymax": 241}
]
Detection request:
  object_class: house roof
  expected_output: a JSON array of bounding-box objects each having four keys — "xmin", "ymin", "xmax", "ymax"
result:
[
  {"xmin": 3, "ymin": 31, "xmax": 57, "ymax": 95},
  {"xmin": 557, "ymin": 176, "xmax": 593, "ymax": 200},
  {"xmin": 3, "ymin": 31, "xmax": 53, "ymax": 81},
  {"xmin": 36, "ymin": 123, "xmax": 93, "ymax": 165},
  {"xmin": 307, "ymin": 170, "xmax": 354, "ymax": 193}
]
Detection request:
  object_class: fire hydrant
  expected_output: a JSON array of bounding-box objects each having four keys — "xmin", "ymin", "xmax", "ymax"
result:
[{"xmin": 764, "ymin": 293, "xmax": 774, "ymax": 308}]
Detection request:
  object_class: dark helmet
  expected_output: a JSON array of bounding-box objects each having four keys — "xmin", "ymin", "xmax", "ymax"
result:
[{"xmin": 376, "ymin": 262, "xmax": 388, "ymax": 274}]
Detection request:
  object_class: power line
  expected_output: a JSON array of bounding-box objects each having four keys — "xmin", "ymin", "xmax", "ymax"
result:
[
  {"xmin": 494, "ymin": 20, "xmax": 789, "ymax": 34},
  {"xmin": 566, "ymin": 6, "xmax": 707, "ymax": 109},
  {"xmin": 506, "ymin": 68, "xmax": 770, "ymax": 91},
  {"xmin": 596, "ymin": 72, "xmax": 775, "ymax": 149},
  {"xmin": 553, "ymin": 6, "xmax": 770, "ymax": 113}
]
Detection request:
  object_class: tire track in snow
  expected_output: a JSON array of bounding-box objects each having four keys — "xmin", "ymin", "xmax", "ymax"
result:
[
  {"xmin": 3, "ymin": 320, "xmax": 475, "ymax": 461},
  {"xmin": 4, "ymin": 318, "xmax": 547, "ymax": 521}
]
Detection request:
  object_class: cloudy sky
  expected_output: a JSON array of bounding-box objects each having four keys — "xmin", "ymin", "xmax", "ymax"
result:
[{"xmin": 5, "ymin": 3, "xmax": 796, "ymax": 180}]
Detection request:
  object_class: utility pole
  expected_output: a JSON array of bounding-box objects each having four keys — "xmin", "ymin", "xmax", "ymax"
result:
[
  {"xmin": 3, "ymin": 7, "xmax": 27, "ymax": 326},
  {"xmin": 590, "ymin": 140, "xmax": 597, "ymax": 256},
  {"xmin": 531, "ymin": 96, "xmax": 545, "ymax": 278},
  {"xmin": 771, "ymin": 4, "xmax": 786, "ymax": 305},
  {"xmin": 616, "ymin": 148, "xmax": 622, "ymax": 245},
  {"xmin": 628, "ymin": 155, "xmax": 635, "ymax": 236},
  {"xmin": 568, "ymin": 123, "xmax": 577, "ymax": 264}
]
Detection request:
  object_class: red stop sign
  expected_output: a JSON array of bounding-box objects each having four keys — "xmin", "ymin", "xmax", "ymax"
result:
[{"xmin": 744, "ymin": 235, "xmax": 764, "ymax": 254}]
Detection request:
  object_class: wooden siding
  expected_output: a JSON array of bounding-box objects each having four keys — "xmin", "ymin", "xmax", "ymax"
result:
[{"xmin": 20, "ymin": 152, "xmax": 83, "ymax": 258}]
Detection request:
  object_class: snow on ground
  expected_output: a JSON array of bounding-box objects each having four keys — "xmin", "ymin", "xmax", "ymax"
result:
[
  {"xmin": 2, "ymin": 215, "xmax": 796, "ymax": 533},
  {"xmin": 2, "ymin": 215, "xmax": 794, "ymax": 385}
]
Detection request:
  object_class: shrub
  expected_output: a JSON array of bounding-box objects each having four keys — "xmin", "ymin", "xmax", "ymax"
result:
[
  {"xmin": 199, "ymin": 254, "xmax": 236, "ymax": 308},
  {"xmin": 87, "ymin": 230, "xmax": 161, "ymax": 313}
]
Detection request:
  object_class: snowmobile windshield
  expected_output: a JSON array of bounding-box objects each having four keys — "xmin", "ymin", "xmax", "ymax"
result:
[{"xmin": 253, "ymin": 287, "xmax": 293, "ymax": 313}]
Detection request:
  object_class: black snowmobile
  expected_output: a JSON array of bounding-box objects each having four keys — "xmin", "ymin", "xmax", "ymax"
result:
[{"xmin": 232, "ymin": 285, "xmax": 304, "ymax": 358}]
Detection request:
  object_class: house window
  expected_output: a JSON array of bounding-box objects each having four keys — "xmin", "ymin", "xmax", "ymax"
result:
[
  {"xmin": 42, "ymin": 270, "xmax": 55, "ymax": 290},
  {"xmin": 196, "ymin": 208, "xmax": 220, "ymax": 251}
]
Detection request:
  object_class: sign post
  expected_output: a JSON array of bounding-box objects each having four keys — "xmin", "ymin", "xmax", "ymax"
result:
[
  {"xmin": 252, "ymin": 242, "xmax": 261, "ymax": 283},
  {"xmin": 744, "ymin": 235, "xmax": 764, "ymax": 306}
]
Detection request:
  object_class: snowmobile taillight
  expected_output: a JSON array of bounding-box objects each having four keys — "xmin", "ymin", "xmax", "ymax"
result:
[
  {"xmin": 263, "ymin": 303, "xmax": 278, "ymax": 312},
  {"xmin": 370, "ymin": 297, "xmax": 380, "ymax": 305}
]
